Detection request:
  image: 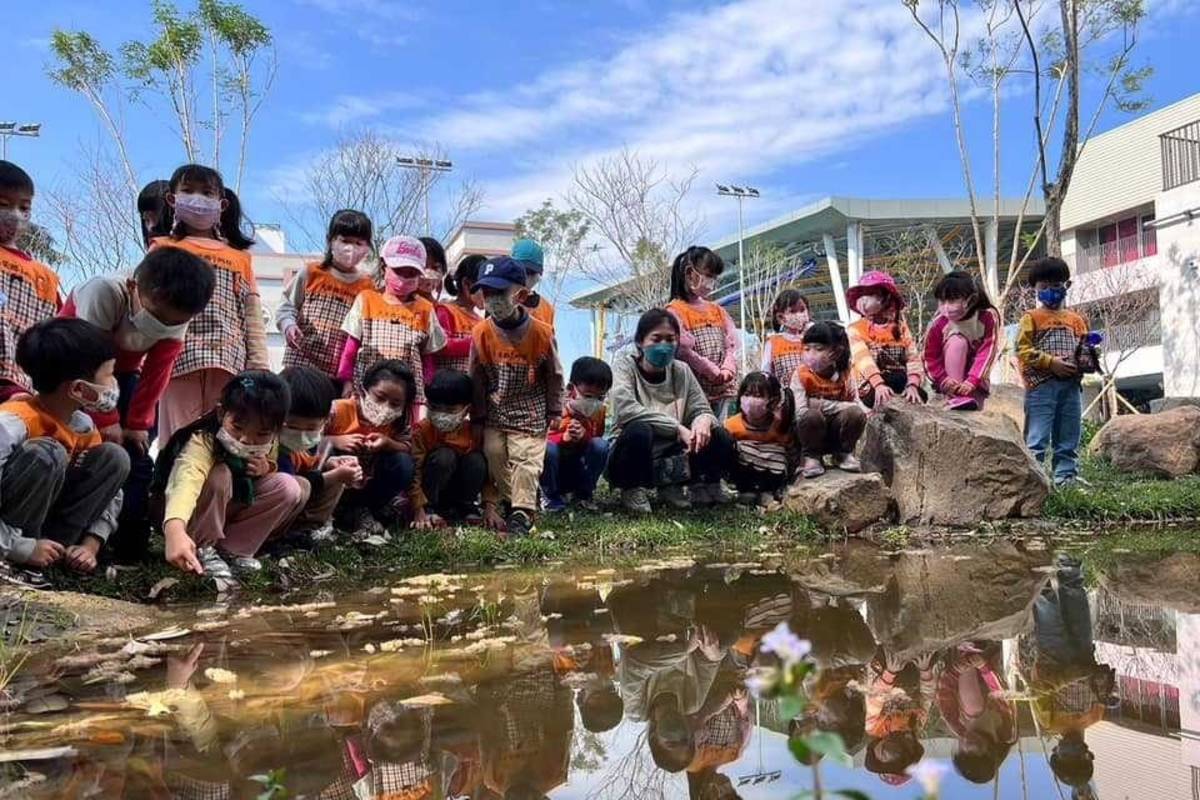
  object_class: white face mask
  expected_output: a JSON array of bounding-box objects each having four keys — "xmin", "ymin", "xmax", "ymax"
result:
[
  {"xmin": 73, "ymin": 379, "xmax": 120, "ymax": 414},
  {"xmin": 360, "ymin": 393, "xmax": 404, "ymax": 427},
  {"xmin": 570, "ymin": 396, "xmax": 604, "ymax": 418},
  {"xmin": 429, "ymin": 409, "xmax": 467, "ymax": 433},
  {"xmin": 173, "ymin": 192, "xmax": 223, "ymax": 232},
  {"xmin": 217, "ymin": 427, "xmax": 274, "ymax": 459},
  {"xmin": 280, "ymin": 427, "xmax": 323, "ymax": 452},
  {"xmin": 0, "ymin": 208, "xmax": 30, "ymax": 246},
  {"xmin": 130, "ymin": 308, "xmax": 189, "ymax": 341},
  {"xmin": 331, "ymin": 239, "xmax": 369, "ymax": 271},
  {"xmin": 484, "ymin": 291, "xmax": 519, "ymax": 321}
]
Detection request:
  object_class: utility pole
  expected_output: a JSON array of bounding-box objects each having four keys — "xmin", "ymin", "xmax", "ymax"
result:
[
  {"xmin": 0, "ymin": 122, "xmax": 42, "ymax": 159},
  {"xmin": 396, "ymin": 156, "xmax": 453, "ymax": 233},
  {"xmin": 716, "ymin": 183, "xmax": 760, "ymax": 371}
]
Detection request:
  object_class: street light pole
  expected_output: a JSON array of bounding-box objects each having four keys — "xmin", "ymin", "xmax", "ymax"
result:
[
  {"xmin": 396, "ymin": 156, "xmax": 453, "ymax": 233},
  {"xmin": 716, "ymin": 183, "xmax": 760, "ymax": 372},
  {"xmin": 0, "ymin": 122, "xmax": 42, "ymax": 159}
]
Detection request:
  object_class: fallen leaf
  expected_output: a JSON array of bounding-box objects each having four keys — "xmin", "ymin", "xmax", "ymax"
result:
[
  {"xmin": 139, "ymin": 626, "xmax": 191, "ymax": 642},
  {"xmin": 146, "ymin": 578, "xmax": 179, "ymax": 600},
  {"xmin": 204, "ymin": 667, "xmax": 238, "ymax": 685},
  {"xmin": 400, "ymin": 693, "xmax": 452, "ymax": 707}
]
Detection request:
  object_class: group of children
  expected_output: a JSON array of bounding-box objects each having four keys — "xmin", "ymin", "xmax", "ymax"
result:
[{"xmin": 0, "ymin": 155, "xmax": 1094, "ymax": 588}]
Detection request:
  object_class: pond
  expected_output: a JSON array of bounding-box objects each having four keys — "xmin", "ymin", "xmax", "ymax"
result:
[{"xmin": 2, "ymin": 538, "xmax": 1198, "ymax": 799}]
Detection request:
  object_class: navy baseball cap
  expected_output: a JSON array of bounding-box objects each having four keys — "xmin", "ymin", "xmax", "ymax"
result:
[
  {"xmin": 511, "ymin": 238, "xmax": 545, "ymax": 274},
  {"xmin": 475, "ymin": 256, "xmax": 528, "ymax": 290}
]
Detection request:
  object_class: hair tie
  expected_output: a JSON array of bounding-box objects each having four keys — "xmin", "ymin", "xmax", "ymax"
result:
[{"xmin": 240, "ymin": 376, "xmax": 256, "ymax": 392}]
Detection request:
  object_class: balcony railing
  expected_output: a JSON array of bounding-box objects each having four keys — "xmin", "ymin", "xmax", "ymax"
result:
[
  {"xmin": 1075, "ymin": 229, "xmax": 1158, "ymax": 274},
  {"xmin": 1161, "ymin": 119, "xmax": 1200, "ymax": 191}
]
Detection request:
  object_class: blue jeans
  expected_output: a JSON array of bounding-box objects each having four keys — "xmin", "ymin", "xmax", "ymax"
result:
[
  {"xmin": 541, "ymin": 438, "xmax": 610, "ymax": 504},
  {"xmin": 1025, "ymin": 378, "xmax": 1082, "ymax": 484}
]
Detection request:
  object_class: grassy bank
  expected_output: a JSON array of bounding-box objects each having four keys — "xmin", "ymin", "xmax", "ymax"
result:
[{"xmin": 1045, "ymin": 455, "xmax": 1200, "ymax": 522}]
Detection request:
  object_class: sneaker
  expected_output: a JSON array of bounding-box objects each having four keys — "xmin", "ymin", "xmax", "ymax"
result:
[
  {"xmin": 507, "ymin": 509, "xmax": 535, "ymax": 537},
  {"xmin": 621, "ymin": 488, "xmax": 652, "ymax": 514},
  {"xmin": 227, "ymin": 554, "xmax": 263, "ymax": 573},
  {"xmin": 946, "ymin": 395, "xmax": 979, "ymax": 411},
  {"xmin": 834, "ymin": 453, "xmax": 862, "ymax": 472},
  {"xmin": 1, "ymin": 565, "xmax": 51, "ymax": 590},
  {"xmin": 575, "ymin": 497, "xmax": 600, "ymax": 513},
  {"xmin": 542, "ymin": 495, "xmax": 568, "ymax": 513},
  {"xmin": 659, "ymin": 484, "xmax": 692, "ymax": 510},
  {"xmin": 801, "ymin": 457, "xmax": 826, "ymax": 479},
  {"xmin": 737, "ymin": 491, "xmax": 759, "ymax": 506},
  {"xmin": 197, "ymin": 546, "xmax": 233, "ymax": 581},
  {"xmin": 706, "ymin": 483, "xmax": 734, "ymax": 505},
  {"xmin": 309, "ymin": 522, "xmax": 336, "ymax": 545}
]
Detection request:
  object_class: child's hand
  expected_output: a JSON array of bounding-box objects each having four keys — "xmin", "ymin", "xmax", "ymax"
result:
[
  {"xmin": 123, "ymin": 429, "xmax": 151, "ymax": 453},
  {"xmin": 331, "ymin": 434, "xmax": 365, "ymax": 453},
  {"xmin": 690, "ymin": 416, "xmax": 713, "ymax": 453},
  {"xmin": 718, "ymin": 368, "xmax": 736, "ymax": 385},
  {"xmin": 164, "ymin": 521, "xmax": 203, "ymax": 575},
  {"xmin": 64, "ymin": 537, "xmax": 101, "ymax": 574},
  {"xmin": 245, "ymin": 455, "xmax": 271, "ymax": 477},
  {"xmin": 916, "ymin": 651, "xmax": 938, "ymax": 672},
  {"xmin": 953, "ymin": 381, "xmax": 975, "ymax": 397},
  {"xmin": 327, "ymin": 457, "xmax": 363, "ymax": 485},
  {"xmin": 873, "ymin": 384, "xmax": 895, "ymax": 406},
  {"xmin": 285, "ymin": 325, "xmax": 304, "ymax": 348},
  {"xmin": 564, "ymin": 419, "xmax": 586, "ymax": 442},
  {"xmin": 100, "ymin": 424, "xmax": 123, "ymax": 445},
  {"xmin": 166, "ymin": 642, "xmax": 204, "ymax": 689},
  {"xmin": 902, "ymin": 385, "xmax": 923, "ymax": 404},
  {"xmin": 483, "ymin": 506, "xmax": 506, "ymax": 532},
  {"xmin": 677, "ymin": 424, "xmax": 694, "ymax": 451},
  {"xmin": 27, "ymin": 539, "xmax": 65, "ymax": 568},
  {"xmin": 941, "ymin": 378, "xmax": 961, "ymax": 395},
  {"xmin": 883, "ymin": 650, "xmax": 908, "ymax": 673},
  {"xmin": 410, "ymin": 510, "xmax": 445, "ymax": 530},
  {"xmin": 1049, "ymin": 357, "xmax": 1079, "ymax": 378},
  {"xmin": 341, "ymin": 382, "xmax": 356, "ymax": 399}
]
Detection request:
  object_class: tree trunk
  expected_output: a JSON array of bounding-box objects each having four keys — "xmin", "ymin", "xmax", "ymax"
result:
[
  {"xmin": 1043, "ymin": 195, "xmax": 1063, "ymax": 256},
  {"xmin": 1043, "ymin": 0, "xmax": 1080, "ymax": 261}
]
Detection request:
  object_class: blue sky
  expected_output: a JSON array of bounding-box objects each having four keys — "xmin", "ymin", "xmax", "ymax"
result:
[{"xmin": 5, "ymin": 0, "xmax": 1198, "ymax": 365}]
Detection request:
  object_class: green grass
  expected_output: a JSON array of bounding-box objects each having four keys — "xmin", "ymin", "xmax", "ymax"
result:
[
  {"xmin": 1044, "ymin": 454, "xmax": 1200, "ymax": 522},
  {"xmin": 1070, "ymin": 526, "xmax": 1200, "ymax": 579}
]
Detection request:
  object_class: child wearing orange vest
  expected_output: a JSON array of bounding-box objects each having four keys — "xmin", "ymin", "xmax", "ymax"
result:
[
  {"xmin": 666, "ymin": 247, "xmax": 739, "ymax": 415},
  {"xmin": 436, "ymin": 254, "xmax": 485, "ymax": 375},
  {"xmin": 278, "ymin": 209, "xmax": 375, "ymax": 383},
  {"xmin": 336, "ymin": 236, "xmax": 446, "ymax": 409},
  {"xmin": 790, "ymin": 322, "xmax": 867, "ymax": 478},
  {"xmin": 154, "ymin": 165, "xmax": 270, "ymax": 444},
  {"xmin": 410, "ymin": 369, "xmax": 487, "ymax": 528},
  {"xmin": 512, "ymin": 238, "xmax": 556, "ymax": 329},
  {"xmin": 724, "ymin": 371, "xmax": 796, "ymax": 507},
  {"xmin": 845, "ymin": 271, "xmax": 925, "ymax": 408},
  {"xmin": 0, "ymin": 160, "xmax": 62, "ymax": 402},
  {"xmin": 0, "ymin": 319, "xmax": 129, "ymax": 586},
  {"xmin": 760, "ymin": 289, "xmax": 812, "ymax": 386},
  {"xmin": 470, "ymin": 257, "xmax": 564, "ymax": 538}
]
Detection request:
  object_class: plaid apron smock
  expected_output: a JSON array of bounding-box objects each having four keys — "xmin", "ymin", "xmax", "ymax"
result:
[
  {"xmin": 668, "ymin": 299, "xmax": 735, "ymax": 401},
  {"xmin": 1022, "ymin": 326, "xmax": 1082, "ymax": 389},
  {"xmin": 857, "ymin": 342, "xmax": 911, "ymax": 399},
  {"xmin": 353, "ymin": 292, "xmax": 434, "ymax": 404},
  {"xmin": 283, "ymin": 265, "xmax": 373, "ymax": 376},
  {"xmin": 434, "ymin": 302, "xmax": 479, "ymax": 375},
  {"xmin": 474, "ymin": 319, "xmax": 555, "ymax": 435},
  {"xmin": 0, "ymin": 250, "xmax": 59, "ymax": 390},
  {"xmin": 765, "ymin": 334, "xmax": 805, "ymax": 387},
  {"xmin": 151, "ymin": 237, "xmax": 256, "ymax": 378}
]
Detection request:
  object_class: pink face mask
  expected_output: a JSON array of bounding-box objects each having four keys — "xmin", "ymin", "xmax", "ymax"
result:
[
  {"xmin": 939, "ymin": 300, "xmax": 969, "ymax": 322},
  {"xmin": 385, "ymin": 270, "xmax": 420, "ymax": 298},
  {"xmin": 856, "ymin": 295, "xmax": 885, "ymax": 318},
  {"xmin": 780, "ymin": 310, "xmax": 810, "ymax": 332},
  {"xmin": 802, "ymin": 350, "xmax": 833, "ymax": 373},
  {"xmin": 740, "ymin": 395, "xmax": 770, "ymax": 422},
  {"xmin": 687, "ymin": 270, "xmax": 716, "ymax": 298}
]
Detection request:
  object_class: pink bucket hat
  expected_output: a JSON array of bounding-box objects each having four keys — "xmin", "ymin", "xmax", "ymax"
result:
[
  {"xmin": 846, "ymin": 270, "xmax": 905, "ymax": 310},
  {"xmin": 379, "ymin": 235, "xmax": 426, "ymax": 272}
]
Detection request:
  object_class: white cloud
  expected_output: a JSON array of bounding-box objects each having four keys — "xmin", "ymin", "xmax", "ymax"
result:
[{"xmin": 300, "ymin": 91, "xmax": 420, "ymax": 128}]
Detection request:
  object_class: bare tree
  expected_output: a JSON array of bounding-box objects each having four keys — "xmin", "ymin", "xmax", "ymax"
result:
[
  {"xmin": 871, "ymin": 224, "xmax": 976, "ymax": 334},
  {"xmin": 513, "ymin": 199, "xmax": 591, "ymax": 303},
  {"xmin": 741, "ymin": 242, "xmax": 799, "ymax": 346}
]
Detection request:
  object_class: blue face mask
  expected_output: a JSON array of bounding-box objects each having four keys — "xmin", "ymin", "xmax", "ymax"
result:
[
  {"xmin": 1038, "ymin": 286, "xmax": 1068, "ymax": 309},
  {"xmin": 642, "ymin": 342, "xmax": 677, "ymax": 368}
]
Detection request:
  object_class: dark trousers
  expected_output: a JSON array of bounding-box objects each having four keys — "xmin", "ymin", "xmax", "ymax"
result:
[
  {"xmin": 107, "ymin": 372, "xmax": 157, "ymax": 562},
  {"xmin": 605, "ymin": 421, "xmax": 734, "ymax": 489},
  {"xmin": 729, "ymin": 462, "xmax": 789, "ymax": 493},
  {"xmin": 794, "ymin": 402, "xmax": 867, "ymax": 458},
  {"xmin": 541, "ymin": 438, "xmax": 610, "ymax": 502},
  {"xmin": 340, "ymin": 451, "xmax": 415, "ymax": 514},
  {"xmin": 1, "ymin": 440, "xmax": 130, "ymax": 560},
  {"xmin": 422, "ymin": 447, "xmax": 487, "ymax": 515}
]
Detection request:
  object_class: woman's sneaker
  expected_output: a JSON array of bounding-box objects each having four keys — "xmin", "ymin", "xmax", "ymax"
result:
[
  {"xmin": 197, "ymin": 546, "xmax": 233, "ymax": 580},
  {"xmin": 621, "ymin": 488, "xmax": 652, "ymax": 514},
  {"xmin": 658, "ymin": 484, "xmax": 691, "ymax": 510}
]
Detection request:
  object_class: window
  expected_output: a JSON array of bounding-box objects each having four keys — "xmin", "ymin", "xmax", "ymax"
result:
[{"xmin": 1142, "ymin": 214, "xmax": 1157, "ymax": 257}]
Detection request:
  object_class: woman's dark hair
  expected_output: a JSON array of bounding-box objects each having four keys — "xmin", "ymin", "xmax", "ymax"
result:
[
  {"xmin": 771, "ymin": 288, "xmax": 808, "ymax": 331},
  {"xmin": 424, "ymin": 369, "xmax": 473, "ymax": 407},
  {"xmin": 1028, "ymin": 256, "xmax": 1071, "ymax": 287},
  {"xmin": 635, "ymin": 307, "xmax": 681, "ymax": 346},
  {"xmin": 16, "ymin": 318, "xmax": 116, "ymax": 393},
  {"xmin": 736, "ymin": 370, "xmax": 795, "ymax": 432},
  {"xmin": 280, "ymin": 366, "xmax": 337, "ymax": 419},
  {"xmin": 934, "ymin": 270, "xmax": 995, "ymax": 318},
  {"xmin": 668, "ymin": 246, "xmax": 725, "ymax": 302},
  {"xmin": 362, "ymin": 359, "xmax": 417, "ymax": 429},
  {"xmin": 134, "ymin": 246, "xmax": 216, "ymax": 316},
  {"xmin": 446, "ymin": 253, "xmax": 487, "ymax": 297},
  {"xmin": 802, "ymin": 321, "xmax": 851, "ymax": 373},
  {"xmin": 220, "ymin": 188, "xmax": 255, "ymax": 250},
  {"xmin": 137, "ymin": 179, "xmax": 172, "ymax": 245},
  {"xmin": 419, "ymin": 236, "xmax": 447, "ymax": 273},
  {"xmin": 321, "ymin": 209, "xmax": 373, "ymax": 268},
  {"xmin": 219, "ymin": 370, "xmax": 291, "ymax": 432}
]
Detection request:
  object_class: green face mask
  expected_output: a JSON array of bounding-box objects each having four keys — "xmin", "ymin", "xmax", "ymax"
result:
[{"xmin": 643, "ymin": 342, "xmax": 677, "ymax": 368}]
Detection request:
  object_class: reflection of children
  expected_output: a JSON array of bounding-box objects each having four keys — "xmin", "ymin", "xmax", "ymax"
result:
[
  {"xmin": 937, "ymin": 643, "xmax": 1016, "ymax": 784},
  {"xmin": 864, "ymin": 650, "xmax": 938, "ymax": 787},
  {"xmin": 541, "ymin": 356, "xmax": 612, "ymax": 513},
  {"xmin": 790, "ymin": 322, "xmax": 866, "ymax": 478},
  {"xmin": 845, "ymin": 271, "xmax": 925, "ymax": 408},
  {"xmin": 760, "ymin": 289, "xmax": 812, "ymax": 386},
  {"xmin": 667, "ymin": 246, "xmax": 740, "ymax": 416},
  {"xmin": 724, "ymin": 371, "xmax": 795, "ymax": 506},
  {"xmin": 923, "ymin": 271, "xmax": 1002, "ymax": 411}
]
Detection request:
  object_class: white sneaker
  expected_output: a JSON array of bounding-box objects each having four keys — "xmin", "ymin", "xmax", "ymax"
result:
[
  {"xmin": 622, "ymin": 488, "xmax": 652, "ymax": 514},
  {"xmin": 835, "ymin": 453, "xmax": 862, "ymax": 472},
  {"xmin": 228, "ymin": 555, "xmax": 263, "ymax": 573},
  {"xmin": 197, "ymin": 547, "xmax": 233, "ymax": 580},
  {"xmin": 658, "ymin": 484, "xmax": 692, "ymax": 510},
  {"xmin": 309, "ymin": 522, "xmax": 336, "ymax": 544}
]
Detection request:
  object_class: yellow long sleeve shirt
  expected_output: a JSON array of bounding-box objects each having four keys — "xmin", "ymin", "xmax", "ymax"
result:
[{"xmin": 1015, "ymin": 307, "xmax": 1088, "ymax": 389}]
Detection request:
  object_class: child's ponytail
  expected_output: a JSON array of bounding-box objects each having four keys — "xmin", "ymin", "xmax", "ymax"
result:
[{"xmin": 446, "ymin": 253, "xmax": 487, "ymax": 297}]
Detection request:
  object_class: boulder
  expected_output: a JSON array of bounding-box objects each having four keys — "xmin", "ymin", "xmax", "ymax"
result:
[
  {"xmin": 860, "ymin": 403, "xmax": 1050, "ymax": 526},
  {"xmin": 987, "ymin": 382, "xmax": 1026, "ymax": 432},
  {"xmin": 1148, "ymin": 397, "xmax": 1200, "ymax": 414},
  {"xmin": 783, "ymin": 471, "xmax": 890, "ymax": 533},
  {"xmin": 1089, "ymin": 406, "xmax": 1200, "ymax": 477}
]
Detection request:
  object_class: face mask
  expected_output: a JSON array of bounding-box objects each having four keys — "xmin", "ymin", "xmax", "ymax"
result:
[
  {"xmin": 687, "ymin": 270, "xmax": 716, "ymax": 298},
  {"xmin": 802, "ymin": 350, "xmax": 833, "ymax": 373},
  {"xmin": 526, "ymin": 272, "xmax": 541, "ymax": 291},
  {"xmin": 280, "ymin": 427, "xmax": 323, "ymax": 452},
  {"xmin": 484, "ymin": 292, "xmax": 519, "ymax": 321},
  {"xmin": 73, "ymin": 380, "xmax": 120, "ymax": 414},
  {"xmin": 217, "ymin": 427, "xmax": 274, "ymax": 460},
  {"xmin": 939, "ymin": 301, "xmax": 969, "ymax": 322},
  {"xmin": 1038, "ymin": 286, "xmax": 1068, "ymax": 309},
  {"xmin": 331, "ymin": 240, "xmax": 368, "ymax": 271},
  {"xmin": 0, "ymin": 208, "xmax": 30, "ymax": 245},
  {"xmin": 571, "ymin": 396, "xmax": 604, "ymax": 418},
  {"xmin": 385, "ymin": 270, "xmax": 420, "ymax": 298},
  {"xmin": 360, "ymin": 393, "xmax": 404, "ymax": 426},
  {"xmin": 642, "ymin": 342, "xmax": 677, "ymax": 369},
  {"xmin": 130, "ymin": 308, "xmax": 188, "ymax": 341},
  {"xmin": 780, "ymin": 310, "xmax": 809, "ymax": 332},
  {"xmin": 740, "ymin": 395, "xmax": 769, "ymax": 422},
  {"xmin": 173, "ymin": 192, "xmax": 223, "ymax": 233},
  {"xmin": 430, "ymin": 409, "xmax": 467, "ymax": 433},
  {"xmin": 856, "ymin": 295, "xmax": 884, "ymax": 317}
]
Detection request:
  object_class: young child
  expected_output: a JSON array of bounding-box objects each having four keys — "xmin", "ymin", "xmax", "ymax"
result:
[
  {"xmin": 937, "ymin": 643, "xmax": 1017, "ymax": 785},
  {"xmin": 0, "ymin": 319, "xmax": 130, "ymax": 585},
  {"xmin": 469, "ymin": 257, "xmax": 563, "ymax": 537},
  {"xmin": 541, "ymin": 356, "xmax": 612, "ymax": 513},
  {"xmin": 410, "ymin": 369, "xmax": 487, "ymax": 528},
  {"xmin": 436, "ymin": 254, "xmax": 485, "ymax": 374},
  {"xmin": 923, "ymin": 270, "xmax": 1002, "ymax": 411},
  {"xmin": 155, "ymin": 370, "xmax": 307, "ymax": 580},
  {"xmin": 1016, "ymin": 257, "xmax": 1089, "ymax": 487},
  {"xmin": 760, "ymin": 289, "xmax": 812, "ymax": 387},
  {"xmin": 724, "ymin": 371, "xmax": 796, "ymax": 507},
  {"xmin": 864, "ymin": 651, "xmax": 938, "ymax": 788},
  {"xmin": 511, "ymin": 238, "xmax": 555, "ymax": 328},
  {"xmin": 278, "ymin": 209, "xmax": 376, "ymax": 382},
  {"xmin": 845, "ymin": 271, "xmax": 925, "ymax": 408},
  {"xmin": 337, "ymin": 235, "xmax": 446, "ymax": 410},
  {"xmin": 666, "ymin": 246, "xmax": 739, "ymax": 416},
  {"xmin": 277, "ymin": 366, "xmax": 363, "ymax": 544},
  {"xmin": 327, "ymin": 359, "xmax": 416, "ymax": 534},
  {"xmin": 0, "ymin": 160, "xmax": 62, "ymax": 402},
  {"xmin": 154, "ymin": 164, "xmax": 270, "ymax": 444},
  {"xmin": 60, "ymin": 246, "xmax": 216, "ymax": 562},
  {"xmin": 137, "ymin": 179, "xmax": 171, "ymax": 246},
  {"xmin": 790, "ymin": 322, "xmax": 866, "ymax": 478}
]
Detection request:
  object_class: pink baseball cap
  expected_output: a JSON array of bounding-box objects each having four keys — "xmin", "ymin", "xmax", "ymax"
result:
[{"xmin": 379, "ymin": 235, "xmax": 426, "ymax": 272}]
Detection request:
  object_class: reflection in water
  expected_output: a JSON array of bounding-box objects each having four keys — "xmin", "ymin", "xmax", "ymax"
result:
[{"xmin": 3, "ymin": 543, "xmax": 1200, "ymax": 799}]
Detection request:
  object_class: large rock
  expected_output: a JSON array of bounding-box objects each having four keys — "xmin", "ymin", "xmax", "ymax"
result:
[
  {"xmin": 1089, "ymin": 406, "xmax": 1200, "ymax": 477},
  {"xmin": 1148, "ymin": 397, "xmax": 1200, "ymax": 414},
  {"xmin": 987, "ymin": 382, "xmax": 1026, "ymax": 432},
  {"xmin": 860, "ymin": 403, "xmax": 1050, "ymax": 526},
  {"xmin": 783, "ymin": 471, "xmax": 890, "ymax": 533}
]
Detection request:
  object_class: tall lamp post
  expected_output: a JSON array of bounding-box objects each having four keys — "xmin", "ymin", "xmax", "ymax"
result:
[
  {"xmin": 396, "ymin": 156, "xmax": 453, "ymax": 233},
  {"xmin": 0, "ymin": 122, "xmax": 42, "ymax": 159},
  {"xmin": 716, "ymin": 183, "xmax": 759, "ymax": 371}
]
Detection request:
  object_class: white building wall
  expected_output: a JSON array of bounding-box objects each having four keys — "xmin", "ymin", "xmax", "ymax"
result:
[
  {"xmin": 252, "ymin": 251, "xmax": 317, "ymax": 370},
  {"xmin": 1156, "ymin": 181, "xmax": 1200, "ymax": 397},
  {"xmin": 445, "ymin": 221, "xmax": 515, "ymax": 267}
]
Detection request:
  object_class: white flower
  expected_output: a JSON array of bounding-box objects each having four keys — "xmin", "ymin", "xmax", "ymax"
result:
[
  {"xmin": 908, "ymin": 758, "xmax": 950, "ymax": 796},
  {"xmin": 759, "ymin": 622, "xmax": 812, "ymax": 667}
]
